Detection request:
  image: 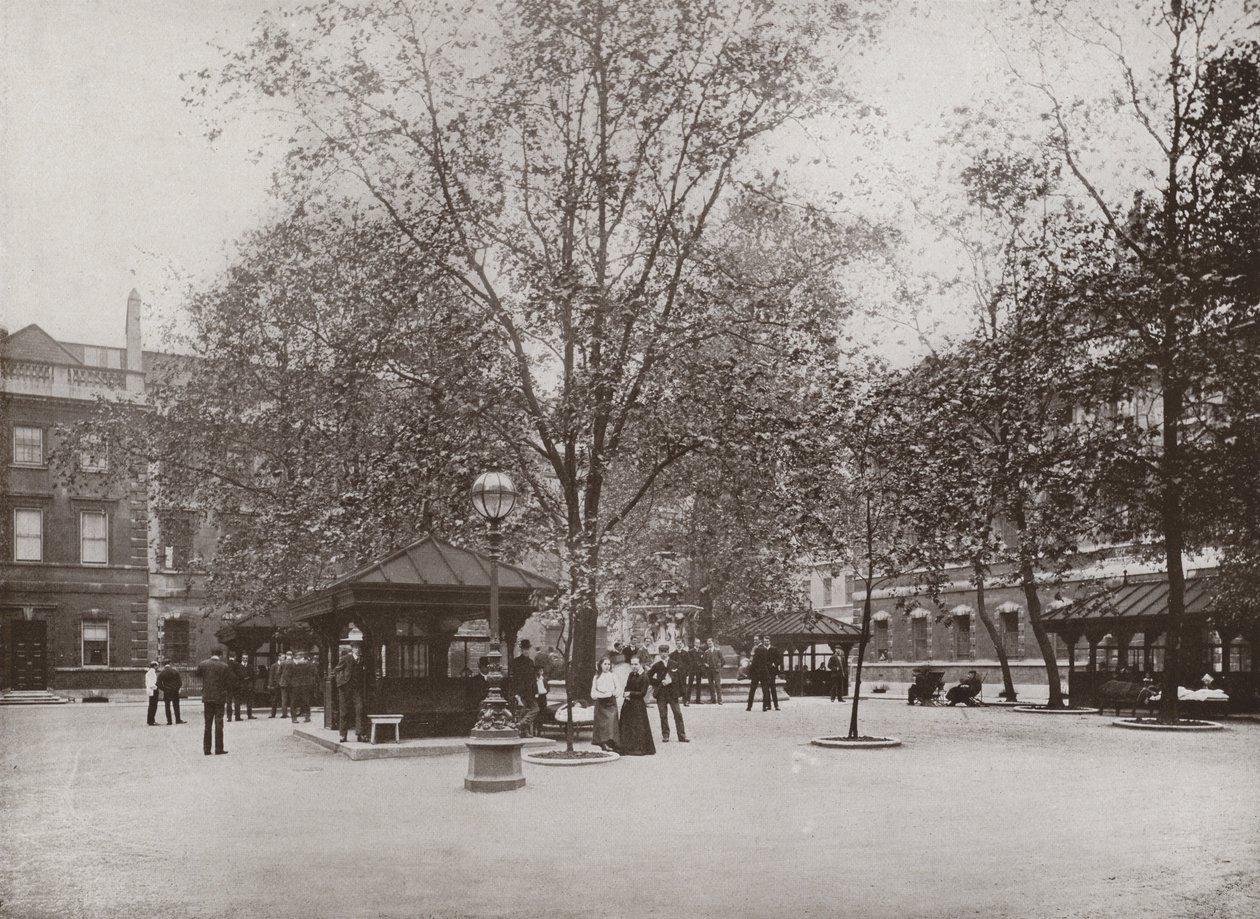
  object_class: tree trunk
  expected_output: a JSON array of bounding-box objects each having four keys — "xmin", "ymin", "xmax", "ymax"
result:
[
  {"xmin": 847, "ymin": 540, "xmax": 876, "ymax": 739},
  {"xmin": 974, "ymin": 562, "xmax": 1017, "ymax": 701},
  {"xmin": 1159, "ymin": 378, "xmax": 1187, "ymax": 724},
  {"xmin": 1010, "ymin": 501, "xmax": 1065, "ymax": 707},
  {"xmin": 565, "ymin": 558, "xmax": 600, "ymax": 704}
]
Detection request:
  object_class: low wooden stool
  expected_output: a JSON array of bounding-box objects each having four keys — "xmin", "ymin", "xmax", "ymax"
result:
[{"xmin": 367, "ymin": 714, "xmax": 404, "ymax": 744}]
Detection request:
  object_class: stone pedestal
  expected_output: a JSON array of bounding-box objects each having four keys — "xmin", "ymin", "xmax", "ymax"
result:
[{"xmin": 464, "ymin": 732, "xmax": 527, "ymax": 792}]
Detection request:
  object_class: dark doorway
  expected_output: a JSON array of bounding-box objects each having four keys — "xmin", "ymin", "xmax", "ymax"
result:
[{"xmin": 11, "ymin": 620, "xmax": 48, "ymax": 690}]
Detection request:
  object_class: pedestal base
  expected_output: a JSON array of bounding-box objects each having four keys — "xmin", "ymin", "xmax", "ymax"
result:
[{"xmin": 464, "ymin": 733, "xmax": 528, "ymax": 792}]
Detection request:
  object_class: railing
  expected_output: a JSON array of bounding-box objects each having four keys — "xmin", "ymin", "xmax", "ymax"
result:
[
  {"xmin": 1, "ymin": 360, "xmax": 53, "ymax": 383},
  {"xmin": 69, "ymin": 366, "xmax": 128, "ymax": 389}
]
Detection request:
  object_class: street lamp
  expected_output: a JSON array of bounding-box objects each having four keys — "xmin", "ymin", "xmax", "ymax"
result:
[{"xmin": 465, "ymin": 470, "xmax": 527, "ymax": 792}]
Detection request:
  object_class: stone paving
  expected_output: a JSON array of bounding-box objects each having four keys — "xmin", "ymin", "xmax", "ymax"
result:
[{"xmin": 1, "ymin": 697, "xmax": 1257, "ymax": 919}]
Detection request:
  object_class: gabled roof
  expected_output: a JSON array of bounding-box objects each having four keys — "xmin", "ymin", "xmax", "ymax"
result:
[
  {"xmin": 1, "ymin": 324, "xmax": 83, "ymax": 365},
  {"xmin": 324, "ymin": 535, "xmax": 557, "ymax": 592},
  {"xmin": 1041, "ymin": 577, "xmax": 1216, "ymax": 624},
  {"xmin": 729, "ymin": 609, "xmax": 862, "ymax": 643}
]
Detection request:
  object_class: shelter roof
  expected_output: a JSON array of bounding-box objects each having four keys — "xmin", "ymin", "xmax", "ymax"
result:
[
  {"xmin": 729, "ymin": 609, "xmax": 862, "ymax": 644},
  {"xmin": 324, "ymin": 536, "xmax": 557, "ymax": 592},
  {"xmin": 1041, "ymin": 577, "xmax": 1216, "ymax": 625}
]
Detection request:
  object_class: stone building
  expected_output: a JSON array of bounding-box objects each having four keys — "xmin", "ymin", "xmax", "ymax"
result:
[{"xmin": 1, "ymin": 292, "xmax": 218, "ymax": 698}]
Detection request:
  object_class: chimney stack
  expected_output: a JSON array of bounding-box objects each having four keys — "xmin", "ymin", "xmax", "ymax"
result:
[{"xmin": 125, "ymin": 289, "xmax": 142, "ymax": 372}]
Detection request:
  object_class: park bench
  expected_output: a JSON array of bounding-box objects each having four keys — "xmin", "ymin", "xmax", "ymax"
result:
[{"xmin": 1095, "ymin": 679, "xmax": 1158, "ymax": 717}]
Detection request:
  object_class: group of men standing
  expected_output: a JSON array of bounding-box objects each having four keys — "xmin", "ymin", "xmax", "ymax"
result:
[
  {"xmin": 144, "ymin": 660, "xmax": 186, "ymax": 726},
  {"xmin": 266, "ymin": 651, "xmax": 320, "ymax": 722},
  {"xmin": 614, "ymin": 636, "xmax": 726, "ymax": 705},
  {"xmin": 744, "ymin": 635, "xmax": 783, "ymax": 711}
]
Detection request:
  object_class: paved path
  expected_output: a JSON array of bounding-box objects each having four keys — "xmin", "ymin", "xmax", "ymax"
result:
[{"xmin": 2, "ymin": 698, "xmax": 1257, "ymax": 919}]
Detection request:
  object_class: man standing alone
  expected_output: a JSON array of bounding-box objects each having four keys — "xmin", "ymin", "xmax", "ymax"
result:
[
  {"xmin": 827, "ymin": 646, "xmax": 847, "ymax": 702},
  {"xmin": 278, "ymin": 652, "xmax": 294, "ymax": 720},
  {"xmin": 745, "ymin": 636, "xmax": 770, "ymax": 711},
  {"xmin": 335, "ymin": 646, "xmax": 365, "ymax": 743},
  {"xmin": 268, "ymin": 654, "xmax": 284, "ymax": 718},
  {"xmin": 196, "ymin": 649, "xmax": 231, "ymax": 755}
]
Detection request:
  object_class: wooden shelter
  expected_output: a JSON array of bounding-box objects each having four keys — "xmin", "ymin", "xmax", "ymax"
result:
[
  {"xmin": 286, "ymin": 536, "xmax": 557, "ymax": 737},
  {"xmin": 726, "ymin": 609, "xmax": 862, "ymax": 696},
  {"xmin": 1040, "ymin": 574, "xmax": 1256, "ymax": 706}
]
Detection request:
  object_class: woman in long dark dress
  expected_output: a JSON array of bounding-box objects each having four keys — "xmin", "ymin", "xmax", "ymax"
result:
[
  {"xmin": 591, "ymin": 656, "xmax": 621, "ymax": 752},
  {"xmin": 618, "ymin": 656, "xmax": 656, "ymax": 756}
]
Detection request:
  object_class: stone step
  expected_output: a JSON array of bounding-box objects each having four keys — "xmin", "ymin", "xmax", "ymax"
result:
[{"xmin": 0, "ymin": 693, "xmax": 70, "ymax": 705}]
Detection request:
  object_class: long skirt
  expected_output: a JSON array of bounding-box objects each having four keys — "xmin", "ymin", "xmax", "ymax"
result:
[
  {"xmin": 592, "ymin": 697, "xmax": 620, "ymax": 747},
  {"xmin": 617, "ymin": 697, "xmax": 655, "ymax": 756}
]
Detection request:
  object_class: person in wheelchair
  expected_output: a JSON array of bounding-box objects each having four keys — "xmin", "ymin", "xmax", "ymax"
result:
[
  {"xmin": 946, "ymin": 670, "xmax": 983, "ymax": 706},
  {"xmin": 906, "ymin": 668, "xmax": 945, "ymax": 705}
]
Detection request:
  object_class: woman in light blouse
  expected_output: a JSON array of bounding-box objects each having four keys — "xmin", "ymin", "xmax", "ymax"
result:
[{"xmin": 590, "ymin": 656, "xmax": 621, "ymax": 752}]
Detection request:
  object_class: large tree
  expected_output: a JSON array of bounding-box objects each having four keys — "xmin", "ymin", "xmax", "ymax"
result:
[
  {"xmin": 61, "ymin": 213, "xmax": 521, "ymax": 622},
  {"xmin": 1003, "ymin": 0, "xmax": 1260, "ymax": 719},
  {"xmin": 194, "ymin": 0, "xmax": 882, "ymax": 688}
]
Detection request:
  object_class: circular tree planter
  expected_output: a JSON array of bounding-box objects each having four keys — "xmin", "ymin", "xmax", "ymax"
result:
[
  {"xmin": 523, "ymin": 749, "xmax": 620, "ymax": 766},
  {"xmin": 811, "ymin": 736, "xmax": 902, "ymax": 749},
  {"xmin": 1112, "ymin": 718, "xmax": 1224, "ymax": 732},
  {"xmin": 1013, "ymin": 705, "xmax": 1100, "ymax": 714}
]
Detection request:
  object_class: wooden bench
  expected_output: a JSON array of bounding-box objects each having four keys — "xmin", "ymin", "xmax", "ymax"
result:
[{"xmin": 367, "ymin": 714, "xmax": 405, "ymax": 744}]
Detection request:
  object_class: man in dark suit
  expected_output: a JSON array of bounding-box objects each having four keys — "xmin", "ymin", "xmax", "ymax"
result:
[
  {"xmin": 512, "ymin": 639, "xmax": 538, "ymax": 738},
  {"xmin": 278, "ymin": 652, "xmax": 295, "ymax": 719},
  {"xmin": 674, "ymin": 642, "xmax": 692, "ymax": 707},
  {"xmin": 827, "ymin": 646, "xmax": 847, "ymax": 702},
  {"xmin": 705, "ymin": 638, "xmax": 724, "ymax": 704},
  {"xmin": 745, "ymin": 636, "xmax": 770, "ymax": 711},
  {"xmin": 647, "ymin": 644, "xmax": 688, "ymax": 742},
  {"xmin": 335, "ymin": 647, "xmax": 365, "ymax": 743},
  {"xmin": 687, "ymin": 637, "xmax": 706, "ymax": 704},
  {"xmin": 225, "ymin": 655, "xmax": 248, "ymax": 721},
  {"xmin": 268, "ymin": 654, "xmax": 284, "ymax": 718},
  {"xmin": 289, "ymin": 652, "xmax": 306, "ymax": 723},
  {"xmin": 763, "ymin": 636, "xmax": 782, "ymax": 711},
  {"xmin": 157, "ymin": 660, "xmax": 185, "ymax": 725},
  {"xmin": 196, "ymin": 649, "xmax": 231, "ymax": 755}
]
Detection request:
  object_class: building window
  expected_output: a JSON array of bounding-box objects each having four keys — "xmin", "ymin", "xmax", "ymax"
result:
[
  {"xmin": 13, "ymin": 425, "xmax": 44, "ymax": 466},
  {"xmin": 82, "ymin": 620, "xmax": 109, "ymax": 666},
  {"xmin": 910, "ymin": 615, "xmax": 928, "ymax": 661},
  {"xmin": 821, "ymin": 576, "xmax": 833, "ymax": 607},
  {"xmin": 954, "ymin": 615, "xmax": 971, "ymax": 660},
  {"xmin": 80, "ymin": 511, "xmax": 109, "ymax": 565},
  {"xmin": 79, "ymin": 436, "xmax": 108, "ymax": 473},
  {"xmin": 157, "ymin": 510, "xmax": 195, "ymax": 571},
  {"xmin": 13, "ymin": 509, "xmax": 43, "ymax": 562},
  {"xmin": 163, "ymin": 619, "xmax": 191, "ymax": 665},
  {"xmin": 873, "ymin": 617, "xmax": 890, "ymax": 659},
  {"xmin": 1228, "ymin": 638, "xmax": 1251, "ymax": 672},
  {"xmin": 1000, "ymin": 608, "xmax": 1021, "ymax": 659}
]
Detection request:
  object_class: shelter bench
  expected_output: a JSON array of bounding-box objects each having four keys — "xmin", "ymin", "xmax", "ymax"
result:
[{"xmin": 366, "ymin": 714, "xmax": 405, "ymax": 744}]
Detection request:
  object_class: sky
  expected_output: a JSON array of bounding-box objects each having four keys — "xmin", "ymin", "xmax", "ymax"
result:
[{"xmin": 0, "ymin": 0, "xmax": 1017, "ymax": 353}]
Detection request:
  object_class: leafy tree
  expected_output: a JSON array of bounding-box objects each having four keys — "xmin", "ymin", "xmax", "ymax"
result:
[
  {"xmin": 191, "ymin": 0, "xmax": 884, "ymax": 691},
  {"xmin": 1004, "ymin": 0, "xmax": 1260, "ymax": 719},
  {"xmin": 60, "ymin": 213, "xmax": 521, "ymax": 623}
]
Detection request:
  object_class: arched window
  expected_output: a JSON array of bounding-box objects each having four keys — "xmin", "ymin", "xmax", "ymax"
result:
[
  {"xmin": 950, "ymin": 605, "xmax": 973, "ymax": 660},
  {"xmin": 1228, "ymin": 637, "xmax": 1252, "ymax": 672},
  {"xmin": 997, "ymin": 602, "xmax": 1022, "ymax": 659},
  {"xmin": 872, "ymin": 611, "xmax": 891, "ymax": 660},
  {"xmin": 1099, "ymin": 633, "xmax": 1117, "ymax": 671},
  {"xmin": 908, "ymin": 606, "xmax": 929, "ymax": 661}
]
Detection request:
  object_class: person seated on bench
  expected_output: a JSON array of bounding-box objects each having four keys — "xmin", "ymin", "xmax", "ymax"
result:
[{"xmin": 946, "ymin": 670, "xmax": 983, "ymax": 706}]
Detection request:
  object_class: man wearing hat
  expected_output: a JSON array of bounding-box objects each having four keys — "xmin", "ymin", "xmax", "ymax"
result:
[
  {"xmin": 335, "ymin": 645, "xmax": 366, "ymax": 743},
  {"xmin": 647, "ymin": 644, "xmax": 689, "ymax": 742},
  {"xmin": 157, "ymin": 660, "xmax": 185, "ymax": 725},
  {"xmin": 145, "ymin": 661, "xmax": 160, "ymax": 726}
]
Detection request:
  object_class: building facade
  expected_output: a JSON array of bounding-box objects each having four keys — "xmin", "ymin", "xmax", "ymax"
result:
[{"xmin": 1, "ymin": 292, "xmax": 219, "ymax": 697}]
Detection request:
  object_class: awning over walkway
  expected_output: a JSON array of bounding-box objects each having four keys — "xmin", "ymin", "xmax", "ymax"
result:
[
  {"xmin": 727, "ymin": 609, "xmax": 862, "ymax": 647},
  {"xmin": 1041, "ymin": 577, "xmax": 1216, "ymax": 627}
]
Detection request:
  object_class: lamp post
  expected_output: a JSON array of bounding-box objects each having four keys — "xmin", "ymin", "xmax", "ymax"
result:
[{"xmin": 464, "ymin": 471, "xmax": 527, "ymax": 792}]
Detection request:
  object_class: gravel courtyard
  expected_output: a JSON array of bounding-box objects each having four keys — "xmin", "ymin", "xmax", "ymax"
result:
[{"xmin": 2, "ymin": 697, "xmax": 1256, "ymax": 919}]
